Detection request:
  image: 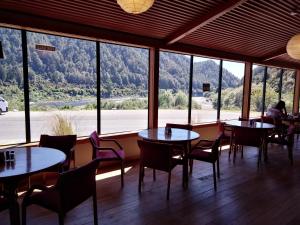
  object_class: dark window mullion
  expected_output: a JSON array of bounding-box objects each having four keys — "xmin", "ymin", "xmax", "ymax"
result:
[
  {"xmin": 292, "ymin": 70, "xmax": 297, "ymax": 113},
  {"xmin": 278, "ymin": 68, "xmax": 283, "ymax": 101},
  {"xmin": 217, "ymin": 60, "xmax": 223, "ymax": 120},
  {"xmin": 188, "ymin": 56, "xmax": 193, "ymax": 124},
  {"xmin": 96, "ymin": 42, "xmax": 101, "ymax": 134},
  {"xmin": 262, "ymin": 66, "xmax": 268, "ymax": 116},
  {"xmin": 21, "ymin": 30, "xmax": 30, "ymax": 143}
]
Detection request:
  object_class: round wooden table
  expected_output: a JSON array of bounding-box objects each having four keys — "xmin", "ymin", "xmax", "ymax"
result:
[
  {"xmin": 225, "ymin": 120, "xmax": 275, "ymax": 129},
  {"xmin": 138, "ymin": 128, "xmax": 200, "ymax": 187},
  {"xmin": 138, "ymin": 127, "xmax": 200, "ymax": 143},
  {"xmin": 0, "ymin": 147, "xmax": 66, "ymax": 225},
  {"xmin": 225, "ymin": 120, "xmax": 275, "ymax": 164}
]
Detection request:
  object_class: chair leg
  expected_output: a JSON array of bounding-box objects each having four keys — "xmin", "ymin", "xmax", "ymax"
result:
[
  {"xmin": 93, "ymin": 193, "xmax": 98, "ymax": 225},
  {"xmin": 120, "ymin": 160, "xmax": 124, "ymax": 187},
  {"xmin": 167, "ymin": 171, "xmax": 171, "ymax": 200},
  {"xmin": 288, "ymin": 145, "xmax": 293, "ymax": 165},
  {"xmin": 216, "ymin": 158, "xmax": 220, "ymax": 178},
  {"xmin": 257, "ymin": 147, "xmax": 262, "ymax": 168},
  {"xmin": 189, "ymin": 159, "xmax": 193, "ymax": 174},
  {"xmin": 58, "ymin": 213, "xmax": 64, "ymax": 225},
  {"xmin": 139, "ymin": 165, "xmax": 143, "ymax": 193},
  {"xmin": 21, "ymin": 203, "xmax": 27, "ymax": 225},
  {"xmin": 241, "ymin": 146, "xmax": 244, "ymax": 159},
  {"xmin": 233, "ymin": 145, "xmax": 237, "ymax": 163},
  {"xmin": 72, "ymin": 150, "xmax": 76, "ymax": 168},
  {"xmin": 212, "ymin": 163, "xmax": 217, "ymax": 191},
  {"xmin": 153, "ymin": 169, "xmax": 156, "ymax": 181}
]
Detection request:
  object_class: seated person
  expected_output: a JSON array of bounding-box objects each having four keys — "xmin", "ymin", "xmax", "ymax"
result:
[
  {"xmin": 266, "ymin": 100, "xmax": 287, "ymax": 119},
  {"xmin": 266, "ymin": 100, "xmax": 289, "ymax": 139}
]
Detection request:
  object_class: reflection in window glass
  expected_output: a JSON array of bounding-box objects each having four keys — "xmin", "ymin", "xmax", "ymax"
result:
[
  {"xmin": 100, "ymin": 43, "xmax": 148, "ymax": 133},
  {"xmin": 28, "ymin": 32, "xmax": 97, "ymax": 140},
  {"xmin": 158, "ymin": 52, "xmax": 190, "ymax": 126},
  {"xmin": 191, "ymin": 57, "xmax": 219, "ymax": 123},
  {"xmin": 0, "ymin": 28, "xmax": 25, "ymax": 145},
  {"xmin": 220, "ymin": 61, "xmax": 245, "ymax": 120},
  {"xmin": 249, "ymin": 65, "xmax": 264, "ymax": 118},
  {"xmin": 281, "ymin": 69, "xmax": 295, "ymax": 114}
]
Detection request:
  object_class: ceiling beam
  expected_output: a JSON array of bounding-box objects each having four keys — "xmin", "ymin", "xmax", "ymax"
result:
[
  {"xmin": 165, "ymin": 0, "xmax": 248, "ymax": 45},
  {"xmin": 260, "ymin": 47, "xmax": 287, "ymax": 61}
]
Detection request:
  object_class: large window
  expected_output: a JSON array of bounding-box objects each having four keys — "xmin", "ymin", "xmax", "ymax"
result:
[
  {"xmin": 250, "ymin": 66, "xmax": 295, "ymax": 118},
  {"xmin": 0, "ymin": 28, "xmax": 25, "ymax": 145},
  {"xmin": 220, "ymin": 61, "xmax": 245, "ymax": 120},
  {"xmin": 249, "ymin": 65, "xmax": 265, "ymax": 118},
  {"xmin": 158, "ymin": 52, "xmax": 190, "ymax": 126},
  {"xmin": 264, "ymin": 67, "xmax": 281, "ymax": 114},
  {"xmin": 1, "ymin": 26, "xmax": 299, "ymax": 145},
  {"xmin": 100, "ymin": 43, "xmax": 149, "ymax": 133},
  {"xmin": 191, "ymin": 57, "xmax": 219, "ymax": 123},
  {"xmin": 281, "ymin": 69, "xmax": 295, "ymax": 113},
  {"xmin": 27, "ymin": 32, "xmax": 97, "ymax": 141}
]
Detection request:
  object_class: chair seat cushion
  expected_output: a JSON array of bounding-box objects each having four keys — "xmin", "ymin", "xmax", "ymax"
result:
[
  {"xmin": 96, "ymin": 149, "xmax": 125, "ymax": 160},
  {"xmin": 189, "ymin": 149, "xmax": 213, "ymax": 161},
  {"xmin": 25, "ymin": 187, "xmax": 60, "ymax": 213}
]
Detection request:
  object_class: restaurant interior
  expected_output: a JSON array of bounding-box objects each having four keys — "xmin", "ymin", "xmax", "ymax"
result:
[{"xmin": 1, "ymin": 0, "xmax": 300, "ymax": 224}]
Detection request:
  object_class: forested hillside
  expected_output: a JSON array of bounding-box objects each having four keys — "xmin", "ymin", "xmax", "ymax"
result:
[
  {"xmin": 0, "ymin": 29, "xmax": 240, "ymax": 111},
  {"xmin": 0, "ymin": 28, "xmax": 295, "ymax": 112}
]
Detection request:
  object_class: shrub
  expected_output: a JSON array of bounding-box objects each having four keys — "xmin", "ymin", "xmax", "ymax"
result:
[{"xmin": 51, "ymin": 113, "xmax": 75, "ymax": 135}]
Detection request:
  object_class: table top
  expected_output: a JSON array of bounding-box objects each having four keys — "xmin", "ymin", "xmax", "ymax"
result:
[
  {"xmin": 0, "ymin": 147, "xmax": 66, "ymax": 179},
  {"xmin": 282, "ymin": 116, "xmax": 300, "ymax": 122},
  {"xmin": 225, "ymin": 120, "xmax": 275, "ymax": 129},
  {"xmin": 138, "ymin": 128, "xmax": 200, "ymax": 142}
]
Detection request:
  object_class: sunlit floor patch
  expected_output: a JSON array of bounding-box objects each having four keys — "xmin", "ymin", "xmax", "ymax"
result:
[
  {"xmin": 18, "ymin": 185, "xmax": 54, "ymax": 196},
  {"xmin": 95, "ymin": 166, "xmax": 132, "ymax": 181}
]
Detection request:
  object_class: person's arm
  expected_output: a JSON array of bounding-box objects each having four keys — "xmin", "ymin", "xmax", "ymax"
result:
[{"xmin": 283, "ymin": 106, "xmax": 287, "ymax": 115}]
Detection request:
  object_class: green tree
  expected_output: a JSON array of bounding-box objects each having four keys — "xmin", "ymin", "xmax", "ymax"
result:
[
  {"xmin": 174, "ymin": 91, "xmax": 188, "ymax": 109},
  {"xmin": 159, "ymin": 90, "xmax": 174, "ymax": 108}
]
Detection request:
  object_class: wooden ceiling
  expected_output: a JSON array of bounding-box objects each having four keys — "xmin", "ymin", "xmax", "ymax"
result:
[{"xmin": 0, "ymin": 0, "xmax": 300, "ymax": 69}]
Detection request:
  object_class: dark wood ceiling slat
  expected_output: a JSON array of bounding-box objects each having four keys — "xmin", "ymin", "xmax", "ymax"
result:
[{"xmin": 0, "ymin": 0, "xmax": 299, "ymax": 68}]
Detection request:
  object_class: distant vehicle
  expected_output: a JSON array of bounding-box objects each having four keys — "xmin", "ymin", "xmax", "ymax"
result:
[{"xmin": 0, "ymin": 97, "xmax": 8, "ymax": 115}]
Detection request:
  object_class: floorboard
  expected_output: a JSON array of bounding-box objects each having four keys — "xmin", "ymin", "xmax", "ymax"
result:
[{"xmin": 2, "ymin": 139, "xmax": 300, "ymax": 225}]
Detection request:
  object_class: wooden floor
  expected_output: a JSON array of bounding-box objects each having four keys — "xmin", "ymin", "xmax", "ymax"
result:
[{"xmin": 2, "ymin": 139, "xmax": 300, "ymax": 225}]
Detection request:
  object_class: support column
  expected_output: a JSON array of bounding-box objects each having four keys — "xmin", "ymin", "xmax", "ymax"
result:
[
  {"xmin": 241, "ymin": 62, "xmax": 252, "ymax": 119},
  {"xmin": 148, "ymin": 48, "xmax": 159, "ymax": 129},
  {"xmin": 293, "ymin": 69, "xmax": 300, "ymax": 114}
]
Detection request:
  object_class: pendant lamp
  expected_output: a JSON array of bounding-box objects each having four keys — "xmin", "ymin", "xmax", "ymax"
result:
[
  {"xmin": 286, "ymin": 34, "xmax": 300, "ymax": 60},
  {"xmin": 117, "ymin": 0, "xmax": 154, "ymax": 14}
]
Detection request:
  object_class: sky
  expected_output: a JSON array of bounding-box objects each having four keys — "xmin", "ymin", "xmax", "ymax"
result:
[{"xmin": 194, "ymin": 56, "xmax": 245, "ymax": 79}]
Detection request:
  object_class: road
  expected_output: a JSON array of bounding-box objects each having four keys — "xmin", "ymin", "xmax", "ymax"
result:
[{"xmin": 0, "ymin": 109, "xmax": 246, "ymax": 145}]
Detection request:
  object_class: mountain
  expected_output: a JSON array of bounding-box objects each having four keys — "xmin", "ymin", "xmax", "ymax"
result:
[{"xmin": 0, "ymin": 28, "xmax": 241, "ymax": 110}]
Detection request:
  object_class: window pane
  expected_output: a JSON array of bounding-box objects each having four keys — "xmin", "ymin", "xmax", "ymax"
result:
[
  {"xmin": 191, "ymin": 57, "xmax": 219, "ymax": 123},
  {"xmin": 249, "ymin": 65, "xmax": 264, "ymax": 118},
  {"xmin": 0, "ymin": 27, "xmax": 25, "ymax": 144},
  {"xmin": 100, "ymin": 43, "xmax": 148, "ymax": 133},
  {"xmin": 28, "ymin": 32, "xmax": 96, "ymax": 141},
  {"xmin": 264, "ymin": 67, "xmax": 281, "ymax": 115},
  {"xmin": 158, "ymin": 52, "xmax": 190, "ymax": 126},
  {"xmin": 281, "ymin": 69, "xmax": 295, "ymax": 114},
  {"xmin": 220, "ymin": 61, "xmax": 244, "ymax": 120}
]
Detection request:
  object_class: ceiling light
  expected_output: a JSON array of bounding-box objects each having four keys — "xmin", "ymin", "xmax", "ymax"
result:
[
  {"xmin": 117, "ymin": 0, "xmax": 154, "ymax": 14},
  {"xmin": 286, "ymin": 34, "xmax": 300, "ymax": 60}
]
